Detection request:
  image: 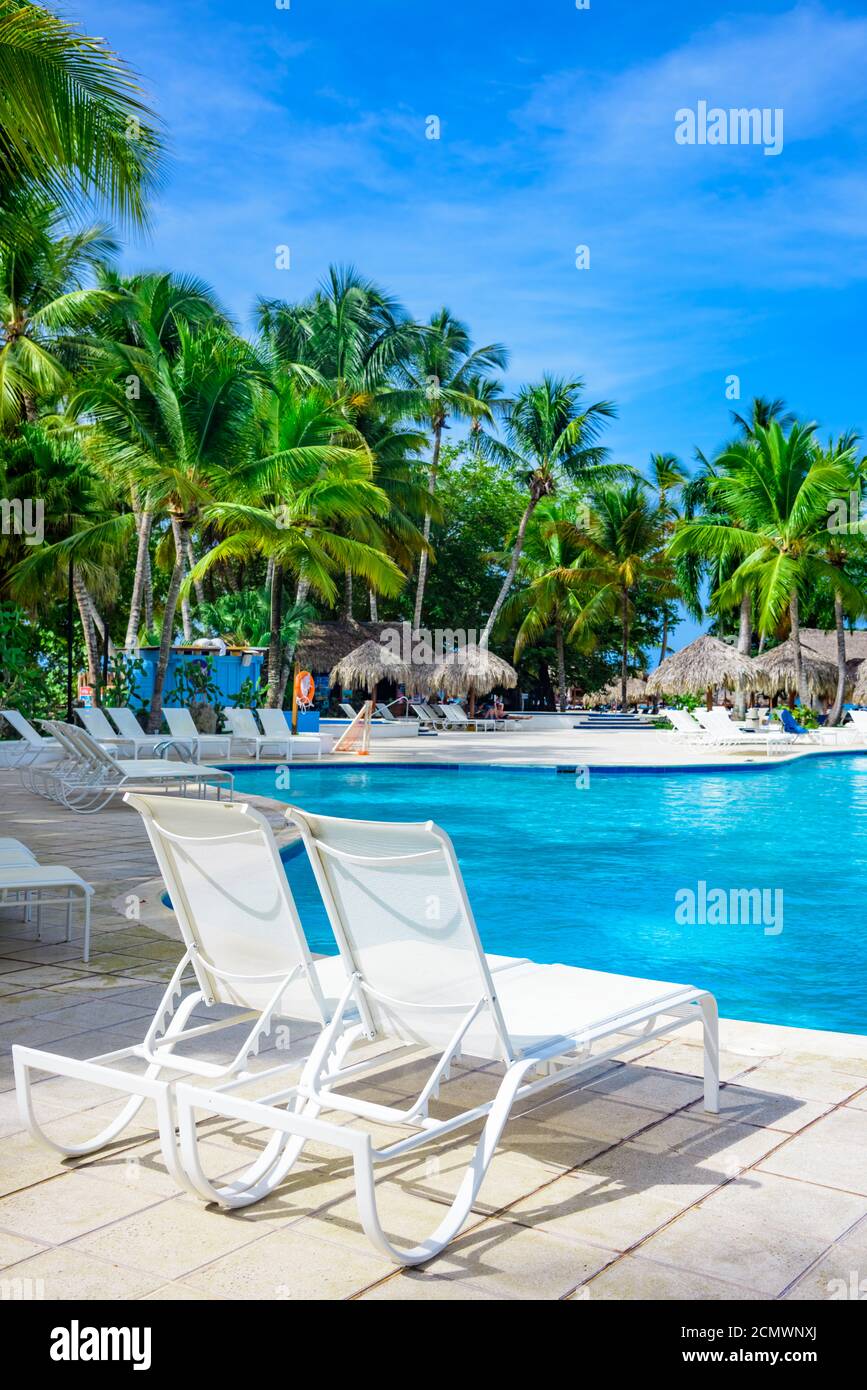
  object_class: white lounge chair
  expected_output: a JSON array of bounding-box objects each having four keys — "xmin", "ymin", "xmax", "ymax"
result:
[
  {"xmin": 0, "ymin": 862, "xmax": 93, "ymax": 960},
  {"xmin": 224, "ymin": 707, "xmax": 290, "ymax": 760},
  {"xmin": 175, "ymin": 807, "xmax": 719, "ymax": 1264},
  {"xmin": 13, "ymin": 794, "xmax": 348, "ymax": 1183},
  {"xmin": 258, "ymin": 707, "xmax": 322, "ymax": 761},
  {"xmin": 339, "ymin": 702, "xmax": 358, "ymax": 720},
  {"xmin": 39, "ymin": 721, "xmax": 233, "ymax": 812},
  {"xmin": 665, "ymin": 708, "xmax": 704, "ymax": 740},
  {"xmin": 411, "ymin": 701, "xmax": 446, "ymax": 729},
  {"xmin": 693, "ymin": 709, "xmax": 787, "ymax": 753},
  {"xmin": 439, "ymin": 703, "xmax": 495, "ymax": 733},
  {"xmin": 846, "ymin": 709, "xmax": 867, "ymax": 739},
  {"xmin": 0, "ymin": 838, "xmax": 37, "ymax": 866},
  {"xmin": 104, "ymin": 706, "xmax": 185, "ymax": 759},
  {"xmin": 1, "ymin": 709, "xmax": 63, "ymax": 783},
  {"xmin": 162, "ymin": 707, "xmax": 232, "ymax": 761}
]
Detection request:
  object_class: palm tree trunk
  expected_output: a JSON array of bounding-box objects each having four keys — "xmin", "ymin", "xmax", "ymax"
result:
[
  {"xmin": 369, "ymin": 589, "xmax": 378, "ymax": 621},
  {"xmin": 734, "ymin": 592, "xmax": 752, "ymax": 717},
  {"xmin": 126, "ymin": 508, "xmax": 153, "ymax": 648},
  {"xmin": 660, "ymin": 610, "xmax": 669, "ymax": 663},
  {"xmin": 148, "ymin": 518, "xmax": 186, "ymax": 731},
  {"xmin": 342, "ymin": 569, "xmax": 353, "ymax": 620},
  {"xmin": 555, "ymin": 618, "xmax": 567, "ymax": 712},
  {"xmin": 480, "ymin": 494, "xmax": 540, "ymax": 645},
  {"xmin": 267, "ymin": 565, "xmax": 283, "ymax": 708},
  {"xmin": 276, "ymin": 576, "xmax": 311, "ymax": 705},
  {"xmin": 184, "ymin": 532, "xmax": 205, "ymax": 605},
  {"xmin": 413, "ymin": 422, "xmax": 442, "ymax": 632},
  {"xmin": 620, "ymin": 587, "xmax": 630, "ymax": 708},
  {"xmin": 72, "ymin": 568, "xmax": 100, "ymax": 688},
  {"xmin": 827, "ymin": 590, "xmax": 847, "ymax": 726},
  {"xmin": 789, "ymin": 591, "xmax": 809, "ymax": 708}
]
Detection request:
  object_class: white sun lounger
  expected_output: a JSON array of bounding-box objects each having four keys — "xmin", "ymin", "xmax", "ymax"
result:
[
  {"xmin": 258, "ymin": 707, "xmax": 322, "ymax": 760},
  {"xmin": 410, "ymin": 701, "xmax": 447, "ymax": 729},
  {"xmin": 162, "ymin": 707, "xmax": 232, "ymax": 761},
  {"xmin": 175, "ymin": 807, "xmax": 719, "ymax": 1265},
  {"xmin": 439, "ymin": 703, "xmax": 496, "ymax": 733},
  {"xmin": 224, "ymin": 707, "xmax": 290, "ymax": 760},
  {"xmin": 1, "ymin": 709, "xmax": 63, "ymax": 784},
  {"xmin": 339, "ymin": 702, "xmax": 358, "ymax": 720},
  {"xmin": 692, "ymin": 709, "xmax": 788, "ymax": 753},
  {"xmin": 12, "ymin": 794, "xmax": 350, "ymax": 1184},
  {"xmin": 0, "ymin": 863, "xmax": 93, "ymax": 960},
  {"xmin": 0, "ymin": 838, "xmax": 37, "ymax": 866},
  {"xmin": 104, "ymin": 706, "xmax": 186, "ymax": 759},
  {"xmin": 39, "ymin": 722, "xmax": 233, "ymax": 812}
]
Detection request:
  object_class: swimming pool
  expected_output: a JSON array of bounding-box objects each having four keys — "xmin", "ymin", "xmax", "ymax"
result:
[{"xmin": 230, "ymin": 757, "xmax": 867, "ymax": 1036}]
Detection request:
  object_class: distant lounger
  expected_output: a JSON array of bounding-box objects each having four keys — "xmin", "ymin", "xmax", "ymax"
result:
[
  {"xmin": 39, "ymin": 721, "xmax": 233, "ymax": 812},
  {"xmin": 162, "ymin": 708, "xmax": 232, "ymax": 761}
]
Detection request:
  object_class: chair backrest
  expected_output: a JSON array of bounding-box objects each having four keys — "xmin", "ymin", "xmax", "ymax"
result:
[
  {"xmin": 106, "ymin": 707, "xmax": 145, "ymax": 739},
  {"xmin": 779, "ymin": 708, "xmax": 806, "ymax": 735},
  {"xmin": 1, "ymin": 710, "xmax": 42, "ymax": 745},
  {"xmin": 56, "ymin": 721, "xmax": 121, "ymax": 771},
  {"xmin": 287, "ymin": 805, "xmax": 512, "ymax": 1059},
  {"xmin": 257, "ymin": 709, "xmax": 290, "ymax": 739},
  {"xmin": 224, "ymin": 707, "xmax": 260, "ymax": 738},
  {"xmin": 444, "ymin": 705, "xmax": 468, "ymax": 724},
  {"xmin": 77, "ymin": 707, "xmax": 119, "ymax": 741},
  {"xmin": 667, "ymin": 710, "xmax": 700, "ymax": 735},
  {"xmin": 339, "ymin": 703, "xmax": 357, "ymax": 720},
  {"xmin": 375, "ymin": 703, "xmax": 396, "ymax": 721},
  {"xmin": 126, "ymin": 793, "xmax": 330, "ymax": 1019},
  {"xmin": 163, "ymin": 708, "xmax": 198, "ymax": 738}
]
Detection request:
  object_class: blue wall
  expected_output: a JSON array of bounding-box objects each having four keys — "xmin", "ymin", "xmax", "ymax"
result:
[{"xmin": 129, "ymin": 650, "xmax": 265, "ymax": 708}]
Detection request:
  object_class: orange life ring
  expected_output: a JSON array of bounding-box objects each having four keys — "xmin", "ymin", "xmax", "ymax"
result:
[{"xmin": 294, "ymin": 670, "xmax": 315, "ymax": 704}]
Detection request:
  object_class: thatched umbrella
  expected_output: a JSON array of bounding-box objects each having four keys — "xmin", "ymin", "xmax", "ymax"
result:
[
  {"xmin": 329, "ymin": 641, "xmax": 416, "ymax": 753},
  {"xmin": 429, "ymin": 644, "xmax": 518, "ymax": 718},
  {"xmin": 645, "ymin": 635, "xmax": 767, "ymax": 710},
  {"xmin": 586, "ymin": 677, "xmax": 647, "ymax": 708},
  {"xmin": 754, "ymin": 639, "xmax": 840, "ymax": 704}
]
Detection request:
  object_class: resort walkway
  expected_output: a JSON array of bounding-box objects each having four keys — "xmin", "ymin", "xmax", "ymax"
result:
[{"xmin": 1, "ymin": 767, "xmax": 867, "ymax": 1301}]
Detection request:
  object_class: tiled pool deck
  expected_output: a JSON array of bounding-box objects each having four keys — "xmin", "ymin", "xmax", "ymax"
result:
[{"xmin": 1, "ymin": 735, "xmax": 866, "ymax": 1301}]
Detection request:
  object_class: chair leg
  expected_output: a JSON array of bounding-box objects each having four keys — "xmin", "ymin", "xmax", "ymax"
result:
[
  {"xmin": 354, "ymin": 1057, "xmax": 537, "ymax": 1265},
  {"xmin": 699, "ymin": 994, "xmax": 719, "ymax": 1113}
]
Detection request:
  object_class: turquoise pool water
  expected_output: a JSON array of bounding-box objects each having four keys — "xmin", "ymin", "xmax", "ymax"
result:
[{"xmin": 230, "ymin": 758, "xmax": 867, "ymax": 1036}]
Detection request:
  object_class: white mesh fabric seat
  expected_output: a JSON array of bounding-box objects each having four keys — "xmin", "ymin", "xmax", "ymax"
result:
[
  {"xmin": 175, "ymin": 806, "xmax": 719, "ymax": 1265},
  {"xmin": 162, "ymin": 708, "xmax": 232, "ymax": 761}
]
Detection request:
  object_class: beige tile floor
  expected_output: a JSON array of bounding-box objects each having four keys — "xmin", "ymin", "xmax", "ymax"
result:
[{"xmin": 1, "ymin": 759, "xmax": 867, "ymax": 1301}]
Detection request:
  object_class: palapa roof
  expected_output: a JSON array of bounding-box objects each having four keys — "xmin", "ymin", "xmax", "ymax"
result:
[
  {"xmin": 645, "ymin": 635, "xmax": 766, "ymax": 696},
  {"xmin": 754, "ymin": 638, "xmax": 840, "ymax": 699},
  {"xmin": 429, "ymin": 644, "xmax": 518, "ymax": 697},
  {"xmin": 329, "ymin": 640, "xmax": 415, "ymax": 691},
  {"xmin": 294, "ymin": 621, "xmax": 394, "ymax": 675},
  {"xmin": 585, "ymin": 677, "xmax": 648, "ymax": 707}
]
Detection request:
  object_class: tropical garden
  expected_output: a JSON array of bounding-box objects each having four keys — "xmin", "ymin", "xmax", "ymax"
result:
[{"xmin": 2, "ymin": 1, "xmax": 867, "ymax": 733}]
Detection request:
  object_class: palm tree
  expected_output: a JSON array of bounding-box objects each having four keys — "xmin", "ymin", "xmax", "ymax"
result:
[
  {"xmin": 69, "ymin": 321, "xmax": 267, "ymax": 729},
  {"xmin": 0, "ymin": 193, "xmax": 118, "ymax": 424},
  {"xmin": 731, "ymin": 395, "xmax": 796, "ymax": 439},
  {"xmin": 648, "ymin": 452, "xmax": 687, "ymax": 659},
  {"xmin": 390, "ymin": 309, "xmax": 507, "ymax": 629},
  {"xmin": 495, "ymin": 496, "xmax": 590, "ymax": 710},
  {"xmin": 670, "ymin": 423, "xmax": 866, "ymax": 707},
  {"xmin": 475, "ymin": 375, "xmax": 617, "ymax": 644},
  {"xmin": 817, "ymin": 432, "xmax": 867, "ymax": 724},
  {"xmin": 553, "ymin": 481, "xmax": 672, "ymax": 708},
  {"xmin": 192, "ymin": 381, "xmax": 406, "ymax": 705},
  {"xmin": 89, "ymin": 269, "xmax": 228, "ymax": 646},
  {"xmin": 0, "ymin": 0, "xmax": 162, "ymax": 225}
]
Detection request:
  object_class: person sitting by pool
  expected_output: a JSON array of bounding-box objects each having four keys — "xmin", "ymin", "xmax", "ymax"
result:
[{"xmin": 478, "ymin": 696, "xmax": 531, "ymax": 723}]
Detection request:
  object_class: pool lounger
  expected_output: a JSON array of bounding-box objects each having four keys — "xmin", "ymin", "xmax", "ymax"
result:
[
  {"xmin": 173, "ymin": 805, "xmax": 720, "ymax": 1267},
  {"xmin": 12, "ymin": 795, "xmax": 349, "ymax": 1188}
]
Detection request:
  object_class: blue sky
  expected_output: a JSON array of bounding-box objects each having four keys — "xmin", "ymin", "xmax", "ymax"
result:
[{"xmin": 77, "ymin": 0, "xmax": 867, "ymax": 644}]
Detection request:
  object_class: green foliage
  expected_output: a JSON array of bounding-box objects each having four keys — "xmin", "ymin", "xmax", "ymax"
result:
[
  {"xmin": 106, "ymin": 654, "xmax": 148, "ymax": 711},
  {"xmin": 422, "ymin": 444, "xmax": 525, "ymax": 628},
  {"xmin": 0, "ymin": 600, "xmax": 80, "ymax": 723},
  {"xmin": 234, "ymin": 674, "xmax": 268, "ymax": 710},
  {"xmin": 165, "ymin": 655, "xmax": 222, "ymax": 712}
]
